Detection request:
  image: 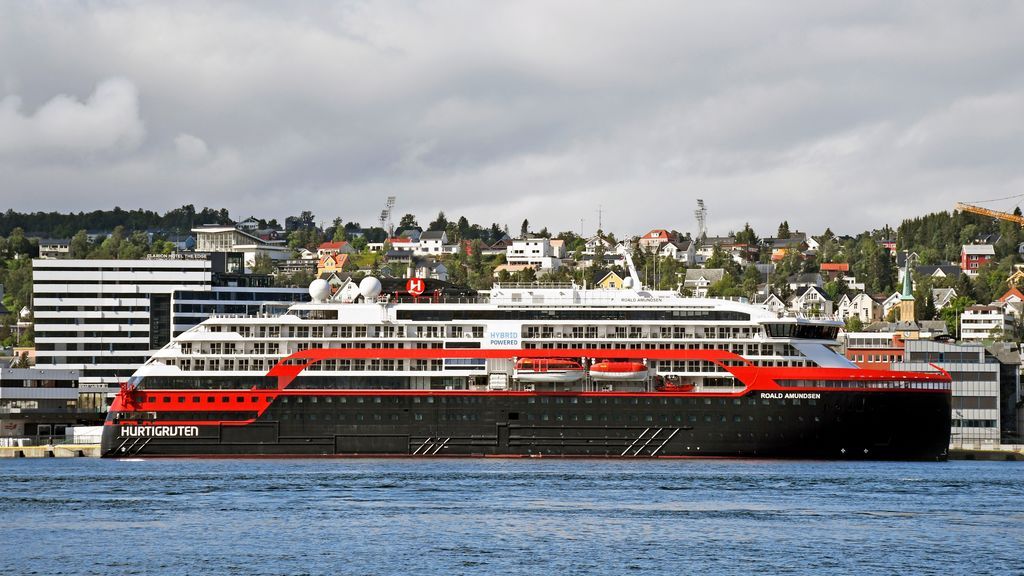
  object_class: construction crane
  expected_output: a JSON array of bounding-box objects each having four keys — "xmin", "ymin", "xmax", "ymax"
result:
[
  {"xmin": 379, "ymin": 196, "xmax": 396, "ymax": 237},
  {"xmin": 955, "ymin": 202, "xmax": 1024, "ymax": 227}
]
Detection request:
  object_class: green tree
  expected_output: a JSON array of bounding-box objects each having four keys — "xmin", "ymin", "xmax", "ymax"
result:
[
  {"xmin": 845, "ymin": 315, "xmax": 864, "ymax": 332},
  {"xmin": 707, "ymin": 273, "xmax": 743, "ymax": 298},
  {"xmin": 69, "ymin": 230, "xmax": 90, "ymax": 258},
  {"xmin": 252, "ymin": 253, "xmax": 276, "ymax": 275},
  {"xmin": 776, "ymin": 221, "xmax": 791, "ymax": 239},
  {"xmin": 399, "ymin": 213, "xmax": 418, "ymax": 229},
  {"xmin": 428, "ymin": 212, "xmax": 449, "ymax": 232}
]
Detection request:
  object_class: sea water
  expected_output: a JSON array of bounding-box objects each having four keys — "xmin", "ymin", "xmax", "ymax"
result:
[{"xmin": 1, "ymin": 459, "xmax": 1022, "ymax": 575}]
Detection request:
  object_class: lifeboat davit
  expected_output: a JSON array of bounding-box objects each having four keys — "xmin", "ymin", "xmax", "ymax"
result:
[
  {"xmin": 589, "ymin": 360, "xmax": 649, "ymax": 381},
  {"xmin": 514, "ymin": 358, "xmax": 585, "ymax": 383}
]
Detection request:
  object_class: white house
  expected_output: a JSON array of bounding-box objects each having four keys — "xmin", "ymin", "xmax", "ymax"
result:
[
  {"xmin": 789, "ymin": 286, "xmax": 833, "ymax": 316},
  {"xmin": 838, "ymin": 293, "xmax": 882, "ymax": 324},
  {"xmin": 584, "ymin": 235, "xmax": 613, "ymax": 254},
  {"xmin": 416, "ymin": 231, "xmax": 455, "ymax": 255},
  {"xmin": 880, "ymin": 292, "xmax": 903, "ymax": 319},
  {"xmin": 506, "ymin": 237, "xmax": 561, "ymax": 270},
  {"xmin": 659, "ymin": 240, "xmax": 697, "ymax": 265},
  {"xmin": 683, "ymin": 268, "xmax": 724, "ymax": 298},
  {"xmin": 932, "ymin": 287, "xmax": 958, "ymax": 310}
]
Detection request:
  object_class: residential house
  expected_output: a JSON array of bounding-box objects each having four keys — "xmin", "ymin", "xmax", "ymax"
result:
[
  {"xmin": 639, "ymin": 229, "xmax": 674, "ymax": 251},
  {"xmin": 1007, "ymin": 264, "xmax": 1024, "ymax": 286},
  {"xmin": 753, "ymin": 292, "xmax": 787, "ymax": 314},
  {"xmin": 236, "ymin": 217, "xmax": 261, "ymax": 231},
  {"xmin": 839, "ymin": 293, "xmax": 882, "ymax": 324},
  {"xmin": 787, "ymin": 273, "xmax": 823, "ymax": 291},
  {"xmin": 297, "ymin": 248, "xmax": 317, "ymax": 260},
  {"xmin": 880, "ymin": 292, "xmax": 903, "ymax": 319},
  {"xmin": 414, "ymin": 261, "xmax": 449, "ymax": 282},
  {"xmin": 584, "ymin": 234, "xmax": 613, "ymax": 255},
  {"xmin": 819, "ymin": 262, "xmax": 850, "ymax": 282},
  {"xmin": 316, "ymin": 254, "xmax": 349, "ymax": 277},
  {"xmin": 276, "ymin": 259, "xmax": 317, "ymax": 276},
  {"xmin": 596, "ymin": 271, "xmax": 626, "ymax": 289},
  {"xmin": 548, "ymin": 239, "xmax": 567, "ymax": 259},
  {"xmin": 913, "ymin": 264, "xmax": 961, "ymax": 282},
  {"xmin": 659, "ymin": 240, "xmax": 697, "ymax": 265},
  {"xmin": 316, "ymin": 241, "xmax": 355, "ymax": 259},
  {"xmin": 961, "ymin": 245, "xmax": 995, "ymax": 275},
  {"xmin": 386, "ymin": 237, "xmax": 418, "ymax": 252},
  {"xmin": 417, "ymin": 231, "xmax": 454, "ymax": 255},
  {"xmin": 932, "ymin": 288, "xmax": 958, "ymax": 310},
  {"xmin": 789, "ymin": 286, "xmax": 833, "ymax": 316},
  {"xmin": 37, "ymin": 238, "xmax": 71, "ymax": 259},
  {"xmin": 684, "ymin": 269, "xmax": 725, "ymax": 298}
]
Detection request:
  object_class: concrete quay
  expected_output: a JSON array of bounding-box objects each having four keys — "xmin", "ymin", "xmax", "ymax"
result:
[{"xmin": 0, "ymin": 444, "xmax": 101, "ymax": 458}]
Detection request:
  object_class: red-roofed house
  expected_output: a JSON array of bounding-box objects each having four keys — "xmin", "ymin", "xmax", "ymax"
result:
[
  {"xmin": 999, "ymin": 287, "xmax": 1024, "ymax": 304},
  {"xmin": 639, "ymin": 229, "xmax": 675, "ymax": 250},
  {"xmin": 819, "ymin": 262, "xmax": 850, "ymax": 281},
  {"xmin": 317, "ymin": 241, "xmax": 355, "ymax": 258},
  {"xmin": 317, "ymin": 253, "xmax": 350, "ymax": 277}
]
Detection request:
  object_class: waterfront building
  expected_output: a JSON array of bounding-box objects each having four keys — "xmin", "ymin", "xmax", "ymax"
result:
[
  {"xmin": 0, "ymin": 366, "xmax": 92, "ymax": 442},
  {"xmin": 892, "ymin": 340, "xmax": 1011, "ymax": 449},
  {"xmin": 32, "ymin": 256, "xmax": 309, "ymax": 408}
]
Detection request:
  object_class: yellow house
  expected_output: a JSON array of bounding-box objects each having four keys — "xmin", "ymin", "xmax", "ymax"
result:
[
  {"xmin": 317, "ymin": 254, "xmax": 349, "ymax": 277},
  {"xmin": 597, "ymin": 271, "xmax": 625, "ymax": 289}
]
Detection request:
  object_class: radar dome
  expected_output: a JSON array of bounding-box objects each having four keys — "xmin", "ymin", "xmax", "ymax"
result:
[
  {"xmin": 308, "ymin": 278, "xmax": 331, "ymax": 302},
  {"xmin": 622, "ymin": 277, "xmax": 634, "ymax": 289},
  {"xmin": 359, "ymin": 276, "xmax": 383, "ymax": 299}
]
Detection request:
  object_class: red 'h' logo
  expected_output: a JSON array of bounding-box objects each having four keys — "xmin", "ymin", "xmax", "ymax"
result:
[{"xmin": 406, "ymin": 278, "xmax": 426, "ymax": 297}]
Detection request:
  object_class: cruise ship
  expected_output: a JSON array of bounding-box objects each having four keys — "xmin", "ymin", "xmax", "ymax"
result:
[{"xmin": 101, "ymin": 265, "xmax": 952, "ymax": 460}]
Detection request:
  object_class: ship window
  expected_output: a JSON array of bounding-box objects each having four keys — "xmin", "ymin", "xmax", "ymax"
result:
[
  {"xmin": 177, "ymin": 397, "xmax": 185, "ymax": 403},
  {"xmin": 734, "ymin": 416, "xmax": 742, "ymax": 423},
  {"xmin": 689, "ymin": 415, "xmax": 697, "ymax": 422},
  {"xmin": 193, "ymin": 397, "xmax": 200, "ymax": 403},
  {"xmin": 222, "ymin": 396, "xmax": 230, "ymax": 403},
  {"xmin": 415, "ymin": 413, "xmax": 423, "ymax": 421},
  {"xmin": 207, "ymin": 397, "xmax": 215, "ymax": 403},
  {"xmin": 704, "ymin": 415, "xmax": 712, "ymax": 422},
  {"xmin": 703, "ymin": 399, "xmax": 712, "ymax": 405},
  {"xmin": 237, "ymin": 396, "xmax": 245, "ymax": 403}
]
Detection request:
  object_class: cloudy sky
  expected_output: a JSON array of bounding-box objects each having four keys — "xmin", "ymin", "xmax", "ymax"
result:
[{"xmin": 2, "ymin": 1, "xmax": 1023, "ymax": 237}]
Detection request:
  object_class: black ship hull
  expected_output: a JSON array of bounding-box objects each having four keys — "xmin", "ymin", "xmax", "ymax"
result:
[{"xmin": 102, "ymin": 389, "xmax": 952, "ymax": 461}]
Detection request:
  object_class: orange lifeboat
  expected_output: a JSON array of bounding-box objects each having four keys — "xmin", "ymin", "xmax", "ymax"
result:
[
  {"xmin": 514, "ymin": 358, "xmax": 586, "ymax": 383},
  {"xmin": 589, "ymin": 360, "xmax": 649, "ymax": 381},
  {"xmin": 655, "ymin": 381, "xmax": 696, "ymax": 392}
]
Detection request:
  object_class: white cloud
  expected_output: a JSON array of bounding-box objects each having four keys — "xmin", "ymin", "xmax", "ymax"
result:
[
  {"xmin": 0, "ymin": 2, "xmax": 1022, "ymax": 236},
  {"xmin": 174, "ymin": 133, "xmax": 209, "ymax": 162},
  {"xmin": 0, "ymin": 77, "xmax": 144, "ymax": 158}
]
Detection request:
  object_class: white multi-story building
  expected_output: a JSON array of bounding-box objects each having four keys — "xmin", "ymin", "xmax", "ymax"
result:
[
  {"xmin": 33, "ymin": 258, "xmax": 214, "ymax": 400},
  {"xmin": 506, "ymin": 237, "xmax": 562, "ymax": 270},
  {"xmin": 894, "ymin": 341, "xmax": 1004, "ymax": 449},
  {"xmin": 960, "ymin": 305, "xmax": 1011, "ymax": 341},
  {"xmin": 33, "ymin": 258, "xmax": 313, "ymax": 407}
]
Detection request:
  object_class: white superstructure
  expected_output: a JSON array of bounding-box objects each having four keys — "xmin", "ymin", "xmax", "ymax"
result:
[{"xmin": 132, "ymin": 280, "xmax": 850, "ymax": 394}]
